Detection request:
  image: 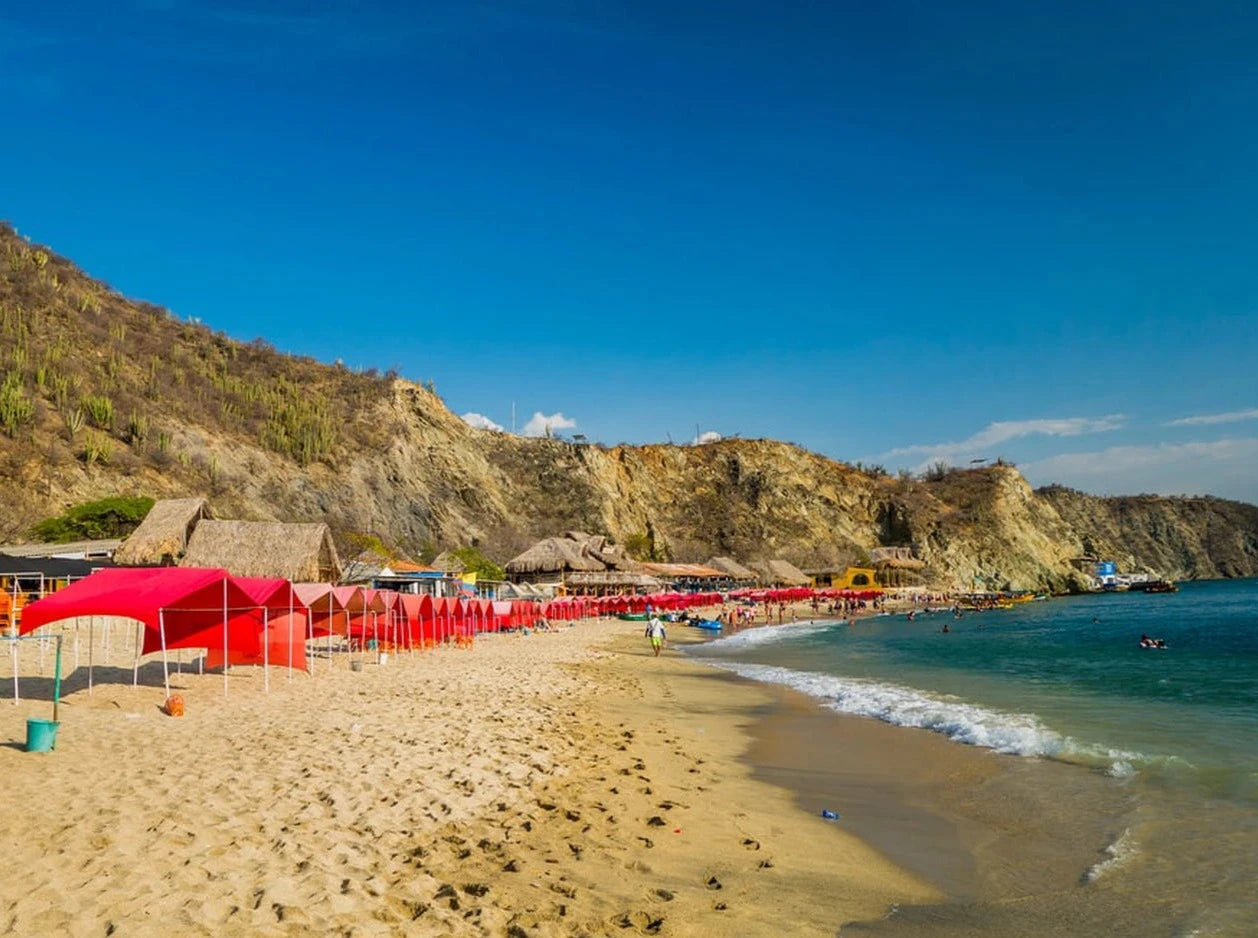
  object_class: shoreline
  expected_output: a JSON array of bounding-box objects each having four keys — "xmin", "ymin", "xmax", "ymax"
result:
[
  {"xmin": 3, "ymin": 609, "xmax": 1154, "ymax": 936},
  {"xmin": 675, "ymin": 615, "xmax": 1196, "ymax": 938}
]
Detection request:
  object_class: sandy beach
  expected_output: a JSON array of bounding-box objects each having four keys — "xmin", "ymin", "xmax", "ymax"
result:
[{"xmin": 1, "ymin": 617, "xmax": 937, "ymax": 937}]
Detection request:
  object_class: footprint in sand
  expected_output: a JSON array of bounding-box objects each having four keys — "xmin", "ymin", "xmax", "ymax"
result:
[{"xmin": 613, "ymin": 911, "xmax": 665, "ymax": 934}]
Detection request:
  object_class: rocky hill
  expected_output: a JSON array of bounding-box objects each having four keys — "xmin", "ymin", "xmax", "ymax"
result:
[
  {"xmin": 1038, "ymin": 486, "xmax": 1258, "ymax": 581},
  {"xmin": 3, "ymin": 223, "xmax": 1256, "ymax": 590}
]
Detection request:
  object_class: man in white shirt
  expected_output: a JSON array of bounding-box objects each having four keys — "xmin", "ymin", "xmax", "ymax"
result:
[{"xmin": 645, "ymin": 616, "xmax": 667, "ymax": 657}]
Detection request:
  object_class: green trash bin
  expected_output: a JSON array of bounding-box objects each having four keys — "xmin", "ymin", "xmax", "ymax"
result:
[{"xmin": 26, "ymin": 719, "xmax": 59, "ymax": 753}]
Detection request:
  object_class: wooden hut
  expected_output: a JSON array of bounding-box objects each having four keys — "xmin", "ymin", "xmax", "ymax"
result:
[
  {"xmin": 180, "ymin": 520, "xmax": 341, "ymax": 582},
  {"xmin": 504, "ymin": 532, "xmax": 635, "ymax": 584},
  {"xmin": 113, "ymin": 497, "xmax": 211, "ymax": 566},
  {"xmin": 638, "ymin": 562, "xmax": 728, "ymax": 592}
]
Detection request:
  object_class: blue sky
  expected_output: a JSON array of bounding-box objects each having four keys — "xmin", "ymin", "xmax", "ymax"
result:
[{"xmin": 3, "ymin": 1, "xmax": 1257, "ymax": 501}]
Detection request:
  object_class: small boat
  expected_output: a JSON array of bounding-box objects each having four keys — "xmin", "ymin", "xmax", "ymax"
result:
[
  {"xmin": 618, "ymin": 613, "xmax": 650, "ymax": 621},
  {"xmin": 1143, "ymin": 581, "xmax": 1179, "ymax": 594},
  {"xmin": 690, "ymin": 619, "xmax": 723, "ymax": 631}
]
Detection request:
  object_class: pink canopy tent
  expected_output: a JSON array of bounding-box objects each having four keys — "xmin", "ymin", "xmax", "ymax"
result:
[
  {"xmin": 293, "ymin": 582, "xmax": 349, "ymax": 671},
  {"xmin": 20, "ymin": 567, "xmax": 265, "ymax": 698},
  {"xmin": 492, "ymin": 600, "xmax": 513, "ymax": 630},
  {"xmin": 333, "ymin": 586, "xmax": 368, "ymax": 645}
]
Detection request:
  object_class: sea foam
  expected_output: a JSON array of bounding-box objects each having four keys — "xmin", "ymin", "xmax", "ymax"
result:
[
  {"xmin": 702, "ymin": 660, "xmax": 1066, "ymax": 756},
  {"xmin": 691, "ymin": 620, "xmax": 835, "ymax": 653},
  {"xmin": 1083, "ymin": 828, "xmax": 1137, "ymax": 883}
]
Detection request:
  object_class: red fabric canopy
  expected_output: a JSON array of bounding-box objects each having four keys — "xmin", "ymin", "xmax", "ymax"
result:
[
  {"xmin": 204, "ymin": 577, "xmax": 310, "ymax": 672},
  {"xmin": 21, "ymin": 567, "xmax": 265, "ymax": 660}
]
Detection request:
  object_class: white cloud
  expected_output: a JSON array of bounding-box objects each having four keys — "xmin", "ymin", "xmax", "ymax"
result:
[
  {"xmin": 461, "ymin": 412, "xmax": 504, "ymax": 432},
  {"xmin": 693, "ymin": 431, "xmax": 722, "ymax": 445},
  {"xmin": 1163, "ymin": 408, "xmax": 1258, "ymax": 427},
  {"xmin": 884, "ymin": 415, "xmax": 1127, "ymax": 467},
  {"xmin": 1021, "ymin": 437, "xmax": 1258, "ymax": 503},
  {"xmin": 521, "ymin": 411, "xmax": 577, "ymax": 437}
]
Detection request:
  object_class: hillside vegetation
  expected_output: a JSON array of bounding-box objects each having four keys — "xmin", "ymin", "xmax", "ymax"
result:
[{"xmin": 3, "ymin": 223, "xmax": 1257, "ymax": 588}]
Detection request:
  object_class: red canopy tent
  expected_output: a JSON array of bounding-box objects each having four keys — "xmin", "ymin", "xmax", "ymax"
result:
[
  {"xmin": 449, "ymin": 597, "xmax": 467, "ymax": 640},
  {"xmin": 20, "ymin": 567, "xmax": 264, "ymax": 698},
  {"xmin": 478, "ymin": 598, "xmax": 497, "ymax": 632},
  {"xmin": 203, "ymin": 577, "xmax": 310, "ymax": 683}
]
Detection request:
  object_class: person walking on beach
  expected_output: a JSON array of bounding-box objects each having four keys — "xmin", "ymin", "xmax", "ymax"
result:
[{"xmin": 646, "ymin": 615, "xmax": 667, "ymax": 657}]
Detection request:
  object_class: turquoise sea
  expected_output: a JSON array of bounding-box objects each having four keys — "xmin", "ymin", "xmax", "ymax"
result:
[{"xmin": 687, "ymin": 580, "xmax": 1258, "ymax": 937}]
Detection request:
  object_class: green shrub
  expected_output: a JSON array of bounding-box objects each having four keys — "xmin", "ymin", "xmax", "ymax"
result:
[
  {"xmin": 28, "ymin": 495, "xmax": 154, "ymax": 542},
  {"xmin": 450, "ymin": 546, "xmax": 505, "ymax": 581}
]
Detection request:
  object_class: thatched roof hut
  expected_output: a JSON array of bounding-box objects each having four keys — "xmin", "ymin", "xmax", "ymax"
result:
[
  {"xmin": 505, "ymin": 532, "xmax": 636, "ymax": 582},
  {"xmin": 180, "ymin": 520, "xmax": 341, "ymax": 582},
  {"xmin": 114, "ymin": 497, "xmax": 211, "ymax": 566},
  {"xmin": 706, "ymin": 556, "xmax": 757, "ymax": 581},
  {"xmin": 748, "ymin": 559, "xmax": 812, "ymax": 587}
]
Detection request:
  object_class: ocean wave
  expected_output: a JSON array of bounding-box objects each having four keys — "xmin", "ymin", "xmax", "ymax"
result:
[
  {"xmin": 1083, "ymin": 828, "xmax": 1137, "ymax": 883},
  {"xmin": 703, "ymin": 660, "xmax": 1066, "ymax": 755},
  {"xmin": 688, "ymin": 621, "xmax": 835, "ymax": 653},
  {"xmin": 699, "ymin": 660, "xmax": 1157, "ymax": 773}
]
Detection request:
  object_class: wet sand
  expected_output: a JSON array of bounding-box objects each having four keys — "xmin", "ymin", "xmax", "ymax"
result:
[
  {"xmin": 1, "ymin": 617, "xmax": 937, "ymax": 937},
  {"xmin": 726, "ymin": 644, "xmax": 1180, "ymax": 937}
]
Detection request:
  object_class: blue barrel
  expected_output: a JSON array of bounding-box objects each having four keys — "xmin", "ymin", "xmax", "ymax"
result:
[{"xmin": 26, "ymin": 719, "xmax": 59, "ymax": 752}]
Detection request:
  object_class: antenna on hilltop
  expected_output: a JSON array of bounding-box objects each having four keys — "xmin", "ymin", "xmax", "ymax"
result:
[{"xmin": 511, "ymin": 401, "xmax": 516, "ymax": 435}]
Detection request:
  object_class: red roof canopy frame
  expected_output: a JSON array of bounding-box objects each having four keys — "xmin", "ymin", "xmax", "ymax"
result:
[
  {"xmin": 21, "ymin": 567, "xmax": 269, "ymax": 696},
  {"xmin": 204, "ymin": 577, "xmax": 310, "ymax": 675}
]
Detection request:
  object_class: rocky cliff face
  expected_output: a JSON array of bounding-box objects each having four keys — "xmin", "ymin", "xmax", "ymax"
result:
[
  {"xmin": 2, "ymin": 224, "xmax": 1256, "ymax": 589},
  {"xmin": 1038, "ymin": 486, "xmax": 1258, "ymax": 581}
]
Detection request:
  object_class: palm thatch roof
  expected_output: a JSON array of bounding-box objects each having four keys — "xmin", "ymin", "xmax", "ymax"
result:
[
  {"xmin": 705, "ymin": 556, "xmax": 757, "ymax": 580},
  {"xmin": 179, "ymin": 520, "xmax": 341, "ymax": 582},
  {"xmin": 748, "ymin": 558, "xmax": 812, "ymax": 587},
  {"xmin": 505, "ymin": 532, "xmax": 637, "ymax": 577},
  {"xmin": 114, "ymin": 497, "xmax": 211, "ymax": 566}
]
